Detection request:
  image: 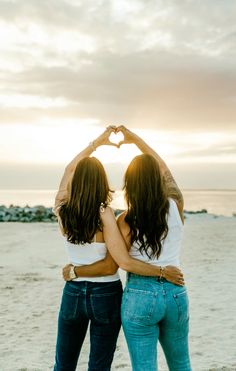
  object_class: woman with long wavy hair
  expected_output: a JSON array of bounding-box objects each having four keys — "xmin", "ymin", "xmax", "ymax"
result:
[
  {"xmin": 100, "ymin": 126, "xmax": 192, "ymax": 371},
  {"xmin": 53, "ymin": 126, "xmax": 184, "ymax": 371}
]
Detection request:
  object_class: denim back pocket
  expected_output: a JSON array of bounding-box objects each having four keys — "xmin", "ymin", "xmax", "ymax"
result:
[
  {"xmin": 173, "ymin": 290, "xmax": 189, "ymax": 323},
  {"xmin": 122, "ymin": 287, "xmax": 158, "ymax": 325},
  {"xmin": 60, "ymin": 286, "xmax": 81, "ymax": 320},
  {"xmin": 90, "ymin": 290, "xmax": 122, "ymax": 324}
]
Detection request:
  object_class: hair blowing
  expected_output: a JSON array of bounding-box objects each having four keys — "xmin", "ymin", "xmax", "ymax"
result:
[
  {"xmin": 59, "ymin": 157, "xmax": 112, "ymax": 244},
  {"xmin": 124, "ymin": 154, "xmax": 169, "ymax": 259}
]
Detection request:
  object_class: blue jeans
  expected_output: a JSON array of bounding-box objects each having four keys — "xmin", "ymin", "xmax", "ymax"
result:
[
  {"xmin": 121, "ymin": 274, "xmax": 191, "ymax": 371},
  {"xmin": 54, "ymin": 279, "xmax": 123, "ymax": 371}
]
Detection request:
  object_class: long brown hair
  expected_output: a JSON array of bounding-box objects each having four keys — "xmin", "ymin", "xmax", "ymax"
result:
[
  {"xmin": 124, "ymin": 154, "xmax": 169, "ymax": 259},
  {"xmin": 59, "ymin": 157, "xmax": 112, "ymax": 244}
]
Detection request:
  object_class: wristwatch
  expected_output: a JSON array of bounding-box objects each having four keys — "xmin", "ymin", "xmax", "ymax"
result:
[{"xmin": 69, "ymin": 265, "xmax": 77, "ymax": 280}]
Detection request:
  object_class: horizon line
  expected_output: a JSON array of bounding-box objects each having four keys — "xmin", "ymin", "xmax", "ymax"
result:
[{"xmin": 0, "ymin": 188, "xmax": 236, "ymax": 192}]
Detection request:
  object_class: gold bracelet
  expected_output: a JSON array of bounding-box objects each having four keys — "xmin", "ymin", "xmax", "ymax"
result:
[{"xmin": 160, "ymin": 266, "xmax": 165, "ymax": 279}]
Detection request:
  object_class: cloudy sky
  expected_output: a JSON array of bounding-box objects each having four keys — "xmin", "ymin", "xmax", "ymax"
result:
[{"xmin": 0, "ymin": 0, "xmax": 236, "ymax": 190}]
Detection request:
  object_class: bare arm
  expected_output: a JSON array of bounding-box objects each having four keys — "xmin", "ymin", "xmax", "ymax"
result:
[
  {"xmin": 62, "ymin": 252, "xmax": 118, "ymax": 281},
  {"xmin": 117, "ymin": 125, "xmax": 184, "ymax": 222},
  {"xmin": 56, "ymin": 126, "xmax": 119, "ymax": 280},
  {"xmin": 54, "ymin": 126, "xmax": 118, "ymax": 214},
  {"xmin": 100, "ymin": 207, "xmax": 184, "ymax": 285}
]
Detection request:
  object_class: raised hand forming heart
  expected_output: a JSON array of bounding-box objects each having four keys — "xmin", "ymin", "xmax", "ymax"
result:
[
  {"xmin": 109, "ymin": 131, "xmax": 124, "ymax": 146},
  {"xmin": 93, "ymin": 125, "xmax": 135, "ymax": 150},
  {"xmin": 107, "ymin": 125, "xmax": 135, "ymax": 148}
]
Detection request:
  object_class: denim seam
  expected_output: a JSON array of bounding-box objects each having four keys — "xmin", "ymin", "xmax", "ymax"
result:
[
  {"xmin": 90, "ymin": 292, "xmax": 120, "ymax": 298},
  {"xmin": 63, "ymin": 290, "xmax": 81, "ymax": 297},
  {"xmin": 173, "ymin": 293, "xmax": 188, "ymax": 323},
  {"xmin": 126, "ymin": 288, "xmax": 158, "ymax": 296}
]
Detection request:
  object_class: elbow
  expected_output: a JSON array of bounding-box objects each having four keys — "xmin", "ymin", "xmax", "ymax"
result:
[
  {"xmin": 106, "ymin": 266, "xmax": 118, "ymax": 275},
  {"xmin": 65, "ymin": 164, "xmax": 74, "ymax": 173},
  {"xmin": 103, "ymin": 261, "xmax": 119, "ymax": 275},
  {"xmin": 118, "ymin": 258, "xmax": 131, "ymax": 272}
]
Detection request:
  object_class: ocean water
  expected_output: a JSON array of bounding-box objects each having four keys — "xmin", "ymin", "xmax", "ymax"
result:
[{"xmin": 0, "ymin": 189, "xmax": 235, "ymax": 217}]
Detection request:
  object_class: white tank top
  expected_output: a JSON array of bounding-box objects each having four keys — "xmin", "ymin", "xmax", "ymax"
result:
[
  {"xmin": 65, "ymin": 235, "xmax": 120, "ymax": 282},
  {"xmin": 129, "ymin": 198, "xmax": 183, "ymax": 267}
]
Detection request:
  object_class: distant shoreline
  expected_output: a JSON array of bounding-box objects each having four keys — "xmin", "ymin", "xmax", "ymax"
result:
[
  {"xmin": 0, "ymin": 188, "xmax": 236, "ymax": 191},
  {"xmin": 0, "ymin": 204, "xmax": 234, "ymax": 223},
  {"xmin": 1, "ymin": 189, "xmax": 236, "ymax": 220}
]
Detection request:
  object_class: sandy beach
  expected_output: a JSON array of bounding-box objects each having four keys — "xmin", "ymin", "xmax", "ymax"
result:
[{"xmin": 0, "ymin": 214, "xmax": 236, "ymax": 371}]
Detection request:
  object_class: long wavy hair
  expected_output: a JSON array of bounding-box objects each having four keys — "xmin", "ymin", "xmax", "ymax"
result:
[
  {"xmin": 124, "ymin": 154, "xmax": 169, "ymax": 259},
  {"xmin": 59, "ymin": 157, "xmax": 112, "ymax": 244}
]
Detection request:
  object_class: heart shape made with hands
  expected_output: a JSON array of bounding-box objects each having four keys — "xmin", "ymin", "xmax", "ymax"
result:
[{"xmin": 109, "ymin": 131, "xmax": 124, "ymax": 146}]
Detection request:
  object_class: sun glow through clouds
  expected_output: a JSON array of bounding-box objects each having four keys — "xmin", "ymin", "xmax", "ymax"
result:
[
  {"xmin": 1, "ymin": 122, "xmax": 235, "ymax": 167},
  {"xmin": 0, "ymin": 1, "xmax": 235, "ymax": 189}
]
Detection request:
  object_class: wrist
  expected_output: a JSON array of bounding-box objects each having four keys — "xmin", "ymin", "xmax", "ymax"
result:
[
  {"xmin": 74, "ymin": 266, "xmax": 78, "ymax": 278},
  {"xmin": 159, "ymin": 266, "xmax": 165, "ymax": 278},
  {"xmin": 89, "ymin": 140, "xmax": 98, "ymax": 151},
  {"xmin": 134, "ymin": 135, "xmax": 145, "ymax": 148},
  {"xmin": 69, "ymin": 264, "xmax": 77, "ymax": 280}
]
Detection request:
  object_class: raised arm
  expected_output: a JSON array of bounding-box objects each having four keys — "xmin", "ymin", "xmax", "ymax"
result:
[
  {"xmin": 117, "ymin": 125, "xmax": 184, "ymax": 221},
  {"xmin": 54, "ymin": 126, "xmax": 118, "ymax": 214},
  {"xmin": 57, "ymin": 126, "xmax": 120, "ymax": 280},
  {"xmin": 100, "ymin": 207, "xmax": 184, "ymax": 286}
]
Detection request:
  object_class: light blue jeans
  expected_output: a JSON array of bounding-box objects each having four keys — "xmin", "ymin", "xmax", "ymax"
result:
[{"xmin": 121, "ymin": 273, "xmax": 191, "ymax": 371}]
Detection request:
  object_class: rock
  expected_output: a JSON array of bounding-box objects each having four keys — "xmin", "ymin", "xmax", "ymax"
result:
[
  {"xmin": 184, "ymin": 209, "xmax": 208, "ymax": 215},
  {"xmin": 3, "ymin": 215, "xmax": 11, "ymax": 222},
  {"xmin": 20, "ymin": 216, "xmax": 32, "ymax": 222},
  {"xmin": 0, "ymin": 210, "xmax": 6, "ymax": 218},
  {"xmin": 0, "ymin": 205, "xmax": 57, "ymax": 222},
  {"xmin": 2, "ymin": 205, "xmax": 213, "ymax": 222}
]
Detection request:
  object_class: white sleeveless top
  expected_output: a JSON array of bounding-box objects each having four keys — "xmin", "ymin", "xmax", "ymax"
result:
[
  {"xmin": 129, "ymin": 198, "xmax": 183, "ymax": 267},
  {"xmin": 65, "ymin": 236, "xmax": 120, "ymax": 282}
]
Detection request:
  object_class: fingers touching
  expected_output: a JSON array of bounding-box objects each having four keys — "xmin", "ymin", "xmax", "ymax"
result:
[
  {"xmin": 105, "ymin": 124, "xmax": 128, "ymax": 148},
  {"xmin": 103, "ymin": 125, "xmax": 138, "ymax": 149},
  {"xmin": 106, "ymin": 124, "xmax": 125, "ymax": 133},
  {"xmin": 106, "ymin": 125, "xmax": 117, "ymax": 133}
]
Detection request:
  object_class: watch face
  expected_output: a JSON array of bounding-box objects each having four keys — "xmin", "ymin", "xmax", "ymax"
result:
[{"xmin": 70, "ymin": 266, "xmax": 76, "ymax": 280}]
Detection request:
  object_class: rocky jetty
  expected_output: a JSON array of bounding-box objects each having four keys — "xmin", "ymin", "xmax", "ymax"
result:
[
  {"xmin": 184, "ymin": 208, "xmax": 208, "ymax": 215},
  {"xmin": 0, "ymin": 205, "xmax": 57, "ymax": 222},
  {"xmin": 0, "ymin": 205, "xmax": 126, "ymax": 222},
  {"xmin": 0, "ymin": 205, "xmax": 209, "ymax": 222}
]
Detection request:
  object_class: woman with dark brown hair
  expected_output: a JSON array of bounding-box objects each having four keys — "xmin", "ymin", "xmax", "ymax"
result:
[
  {"xmin": 53, "ymin": 127, "xmax": 122, "ymax": 371},
  {"xmin": 53, "ymin": 126, "xmax": 184, "ymax": 371},
  {"xmin": 100, "ymin": 126, "xmax": 192, "ymax": 371}
]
